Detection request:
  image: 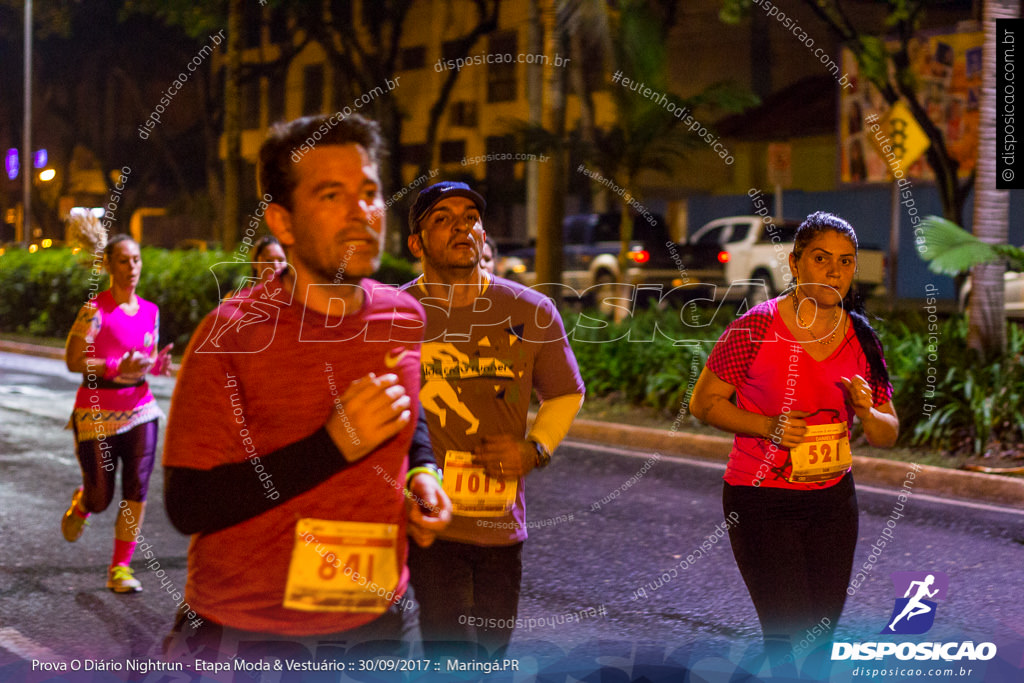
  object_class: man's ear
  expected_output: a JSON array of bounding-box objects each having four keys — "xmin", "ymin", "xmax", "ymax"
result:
[
  {"xmin": 265, "ymin": 203, "xmax": 295, "ymax": 247},
  {"xmin": 408, "ymin": 233, "xmax": 424, "ymax": 260}
]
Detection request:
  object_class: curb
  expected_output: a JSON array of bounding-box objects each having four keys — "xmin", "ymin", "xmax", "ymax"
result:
[
  {"xmin": 0, "ymin": 339, "xmax": 180, "ymax": 376},
  {"xmin": 3, "ymin": 338, "xmax": 1021, "ymax": 510},
  {"xmin": 0, "ymin": 339, "xmax": 66, "ymax": 361},
  {"xmin": 567, "ymin": 418, "xmax": 1024, "ymax": 510}
]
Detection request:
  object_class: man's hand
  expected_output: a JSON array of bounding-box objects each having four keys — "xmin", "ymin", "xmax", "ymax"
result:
[
  {"xmin": 406, "ymin": 473, "xmax": 451, "ymax": 547},
  {"xmin": 326, "ymin": 373, "xmax": 411, "ymax": 462},
  {"xmin": 474, "ymin": 434, "xmax": 537, "ymax": 479}
]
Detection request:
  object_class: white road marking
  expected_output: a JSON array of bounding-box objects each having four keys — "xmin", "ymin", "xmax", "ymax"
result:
[
  {"xmin": 565, "ymin": 439, "xmax": 1024, "ymax": 518},
  {"xmin": 565, "ymin": 438, "xmax": 728, "ymax": 472},
  {"xmin": 0, "ymin": 627, "xmax": 65, "ymax": 662},
  {"xmin": 854, "ymin": 484, "xmax": 1024, "ymax": 516}
]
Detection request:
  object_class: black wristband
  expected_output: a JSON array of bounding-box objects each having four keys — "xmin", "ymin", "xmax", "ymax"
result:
[{"xmin": 530, "ymin": 439, "xmax": 551, "ymax": 469}]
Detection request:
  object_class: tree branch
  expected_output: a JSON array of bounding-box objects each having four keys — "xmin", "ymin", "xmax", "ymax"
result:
[{"xmin": 418, "ymin": 0, "xmax": 500, "ymax": 178}]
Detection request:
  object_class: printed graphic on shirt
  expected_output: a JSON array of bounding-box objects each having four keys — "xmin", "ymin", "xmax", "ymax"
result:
[
  {"xmin": 419, "ymin": 340, "xmax": 516, "ymax": 435},
  {"xmin": 69, "ymin": 304, "xmax": 101, "ymax": 342}
]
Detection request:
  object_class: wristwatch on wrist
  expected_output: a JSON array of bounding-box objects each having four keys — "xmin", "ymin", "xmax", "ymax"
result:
[{"xmin": 529, "ymin": 440, "xmax": 552, "ymax": 469}]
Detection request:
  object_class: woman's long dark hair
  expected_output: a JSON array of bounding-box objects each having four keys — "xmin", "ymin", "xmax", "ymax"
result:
[
  {"xmin": 792, "ymin": 211, "xmax": 891, "ymax": 390},
  {"xmin": 252, "ymin": 235, "xmax": 282, "ymax": 277}
]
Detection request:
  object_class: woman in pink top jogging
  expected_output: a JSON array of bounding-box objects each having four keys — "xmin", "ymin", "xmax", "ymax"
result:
[
  {"xmin": 690, "ymin": 212, "xmax": 900, "ymax": 673},
  {"xmin": 62, "ymin": 234, "xmax": 173, "ymax": 593}
]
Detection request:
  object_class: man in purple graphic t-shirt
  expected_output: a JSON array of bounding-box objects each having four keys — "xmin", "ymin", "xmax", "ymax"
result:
[{"xmin": 402, "ymin": 181, "xmax": 585, "ymax": 657}]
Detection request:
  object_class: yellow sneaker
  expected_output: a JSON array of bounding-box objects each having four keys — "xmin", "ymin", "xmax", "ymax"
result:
[
  {"xmin": 106, "ymin": 565, "xmax": 142, "ymax": 593},
  {"xmin": 61, "ymin": 487, "xmax": 90, "ymax": 542}
]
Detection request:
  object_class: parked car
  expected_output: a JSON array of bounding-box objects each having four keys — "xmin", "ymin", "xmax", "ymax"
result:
[
  {"xmin": 959, "ymin": 269, "xmax": 1024, "ymax": 318},
  {"xmin": 676, "ymin": 215, "xmax": 887, "ymax": 304},
  {"xmin": 497, "ymin": 212, "xmax": 682, "ymax": 309}
]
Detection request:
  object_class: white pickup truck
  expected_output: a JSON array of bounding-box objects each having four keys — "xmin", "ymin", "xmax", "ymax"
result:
[
  {"xmin": 678, "ymin": 215, "xmax": 887, "ymax": 303},
  {"xmin": 960, "ymin": 270, "xmax": 1024, "ymax": 318}
]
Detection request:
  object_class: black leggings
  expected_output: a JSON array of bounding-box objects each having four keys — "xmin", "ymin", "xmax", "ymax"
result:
[
  {"xmin": 723, "ymin": 473, "xmax": 858, "ymax": 646},
  {"xmin": 75, "ymin": 419, "xmax": 159, "ymax": 512}
]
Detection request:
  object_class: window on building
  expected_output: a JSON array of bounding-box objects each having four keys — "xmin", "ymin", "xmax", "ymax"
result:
[
  {"xmin": 243, "ymin": 2, "xmax": 261, "ymax": 49},
  {"xmin": 579, "ymin": 39, "xmax": 607, "ymax": 91},
  {"xmin": 487, "ymin": 31, "xmax": 517, "ymax": 102},
  {"xmin": 242, "ymin": 160, "xmax": 258, "ymax": 208},
  {"xmin": 401, "ymin": 144, "xmax": 428, "ymax": 168},
  {"xmin": 449, "ymin": 101, "xmax": 478, "ymax": 128},
  {"xmin": 440, "ymin": 140, "xmax": 466, "ymax": 164},
  {"xmin": 399, "ymin": 46, "xmax": 426, "ymax": 71},
  {"xmin": 332, "ymin": 64, "xmax": 353, "ymax": 112},
  {"xmin": 302, "ymin": 64, "xmax": 325, "ymax": 116},
  {"xmin": 442, "ymin": 40, "xmax": 463, "ymax": 63},
  {"xmin": 485, "ymin": 135, "xmax": 515, "ymax": 184},
  {"xmin": 268, "ymin": 8, "xmax": 288, "ymax": 45},
  {"xmin": 242, "ymin": 79, "xmax": 260, "ymax": 130},
  {"xmin": 267, "ymin": 70, "xmax": 286, "ymax": 124}
]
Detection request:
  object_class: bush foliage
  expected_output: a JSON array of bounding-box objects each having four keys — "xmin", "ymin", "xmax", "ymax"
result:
[
  {"xmin": 0, "ymin": 247, "xmax": 416, "ymax": 350},
  {"xmin": 1, "ymin": 249, "xmax": 1015, "ymax": 456},
  {"xmin": 567, "ymin": 304, "xmax": 1022, "ymax": 456},
  {"xmin": 565, "ymin": 304, "xmax": 725, "ymax": 415},
  {"xmin": 878, "ymin": 314, "xmax": 1024, "ymax": 455}
]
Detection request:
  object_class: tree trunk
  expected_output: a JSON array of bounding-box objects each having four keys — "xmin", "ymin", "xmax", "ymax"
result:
[
  {"xmin": 526, "ymin": 0, "xmax": 543, "ymax": 242},
  {"xmin": 615, "ymin": 196, "xmax": 636, "ymax": 321},
  {"xmin": 967, "ymin": 0, "xmax": 1018, "ymax": 357},
  {"xmin": 222, "ymin": 0, "xmax": 243, "ymax": 250},
  {"xmin": 535, "ymin": 0, "xmax": 567, "ymax": 300}
]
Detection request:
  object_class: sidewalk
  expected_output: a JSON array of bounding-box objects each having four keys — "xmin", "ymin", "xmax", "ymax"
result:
[
  {"xmin": 3, "ymin": 338, "xmax": 1022, "ymax": 510},
  {"xmin": 567, "ymin": 418, "xmax": 1024, "ymax": 510}
]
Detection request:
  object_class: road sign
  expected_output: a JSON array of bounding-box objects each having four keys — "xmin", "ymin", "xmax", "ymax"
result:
[
  {"xmin": 874, "ymin": 100, "xmax": 931, "ymax": 172},
  {"xmin": 767, "ymin": 142, "xmax": 792, "ymax": 187}
]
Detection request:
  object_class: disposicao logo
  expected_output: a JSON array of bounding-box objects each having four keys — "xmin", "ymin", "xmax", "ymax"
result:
[
  {"xmin": 832, "ymin": 571, "xmax": 996, "ymax": 662},
  {"xmin": 882, "ymin": 571, "xmax": 948, "ymax": 635}
]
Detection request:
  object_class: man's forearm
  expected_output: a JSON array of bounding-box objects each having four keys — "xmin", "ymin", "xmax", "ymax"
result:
[
  {"xmin": 527, "ymin": 392, "xmax": 584, "ymax": 452},
  {"xmin": 164, "ymin": 427, "xmax": 354, "ymax": 535}
]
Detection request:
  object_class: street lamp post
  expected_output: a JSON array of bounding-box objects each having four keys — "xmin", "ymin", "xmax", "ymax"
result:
[{"xmin": 21, "ymin": 0, "xmax": 32, "ymax": 247}]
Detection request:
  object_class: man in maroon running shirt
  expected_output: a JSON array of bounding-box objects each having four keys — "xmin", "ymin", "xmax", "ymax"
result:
[{"xmin": 162, "ymin": 114, "xmax": 450, "ymax": 663}]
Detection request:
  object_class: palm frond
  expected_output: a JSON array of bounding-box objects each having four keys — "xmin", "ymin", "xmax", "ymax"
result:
[
  {"xmin": 991, "ymin": 243, "xmax": 1024, "ymax": 271},
  {"xmin": 918, "ymin": 216, "xmax": 1000, "ymax": 275}
]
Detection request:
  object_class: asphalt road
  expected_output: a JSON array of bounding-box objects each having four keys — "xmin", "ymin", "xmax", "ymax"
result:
[{"xmin": 1, "ymin": 351, "xmax": 1022, "ymax": 682}]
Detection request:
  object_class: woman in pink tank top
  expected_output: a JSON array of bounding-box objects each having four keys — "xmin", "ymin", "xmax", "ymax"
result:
[{"xmin": 62, "ymin": 234, "xmax": 173, "ymax": 593}]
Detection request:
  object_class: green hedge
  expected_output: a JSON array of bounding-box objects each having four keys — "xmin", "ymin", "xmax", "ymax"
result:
[
  {"xmin": 0, "ymin": 247, "xmax": 417, "ymax": 350},
  {"xmin": 878, "ymin": 314, "xmax": 1024, "ymax": 455},
  {"xmin": 567, "ymin": 304, "xmax": 1021, "ymax": 456},
  {"xmin": 2, "ymin": 247, "xmax": 1013, "ymax": 456},
  {"xmin": 566, "ymin": 305, "xmax": 726, "ymax": 415}
]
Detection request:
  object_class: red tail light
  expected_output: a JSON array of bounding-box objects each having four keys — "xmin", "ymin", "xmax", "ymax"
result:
[
  {"xmin": 717, "ymin": 250, "xmax": 730, "ymax": 263},
  {"xmin": 628, "ymin": 249, "xmax": 650, "ymax": 264}
]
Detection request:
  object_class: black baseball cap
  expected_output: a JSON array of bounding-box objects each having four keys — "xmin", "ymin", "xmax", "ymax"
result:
[{"xmin": 408, "ymin": 181, "xmax": 486, "ymax": 234}]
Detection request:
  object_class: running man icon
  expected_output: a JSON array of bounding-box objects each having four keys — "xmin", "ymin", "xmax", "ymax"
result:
[
  {"xmin": 883, "ymin": 571, "xmax": 949, "ymax": 635},
  {"xmin": 888, "ymin": 575, "xmax": 938, "ymax": 630}
]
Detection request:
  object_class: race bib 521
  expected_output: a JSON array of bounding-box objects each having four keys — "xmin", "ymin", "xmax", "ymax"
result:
[{"xmin": 788, "ymin": 422, "xmax": 851, "ymax": 483}]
